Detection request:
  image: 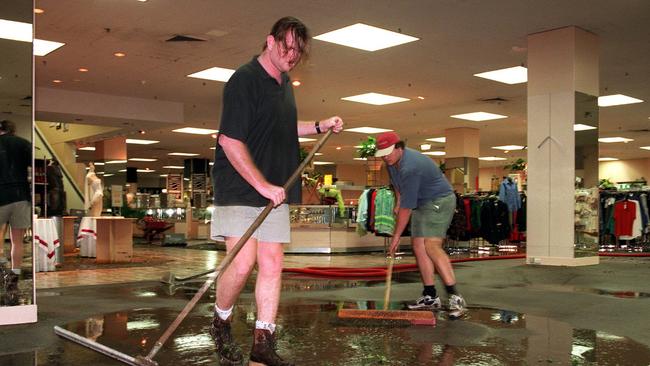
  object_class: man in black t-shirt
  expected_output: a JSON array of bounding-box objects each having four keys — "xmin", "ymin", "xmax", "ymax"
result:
[
  {"xmin": 210, "ymin": 17, "xmax": 343, "ymax": 366},
  {"xmin": 0, "ymin": 120, "xmax": 31, "ymax": 304}
]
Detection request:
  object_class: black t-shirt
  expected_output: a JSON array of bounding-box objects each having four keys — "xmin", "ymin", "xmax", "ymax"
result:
[
  {"xmin": 0, "ymin": 134, "xmax": 31, "ymax": 206},
  {"xmin": 212, "ymin": 57, "xmax": 300, "ymax": 206}
]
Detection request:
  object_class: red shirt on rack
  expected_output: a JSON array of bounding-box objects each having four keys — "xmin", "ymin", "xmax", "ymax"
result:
[{"xmin": 614, "ymin": 200, "xmax": 636, "ymax": 237}]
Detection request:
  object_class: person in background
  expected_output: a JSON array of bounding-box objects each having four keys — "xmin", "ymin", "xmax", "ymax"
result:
[
  {"xmin": 0, "ymin": 120, "xmax": 32, "ymax": 305},
  {"xmin": 210, "ymin": 16, "xmax": 343, "ymax": 366},
  {"xmin": 374, "ymin": 131, "xmax": 466, "ymax": 317}
]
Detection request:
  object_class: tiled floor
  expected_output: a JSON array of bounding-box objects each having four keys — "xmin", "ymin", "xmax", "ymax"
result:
[{"xmin": 36, "ymin": 243, "xmax": 416, "ymax": 289}]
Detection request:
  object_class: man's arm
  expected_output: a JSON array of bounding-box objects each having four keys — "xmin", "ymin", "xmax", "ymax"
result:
[
  {"xmin": 297, "ymin": 116, "xmax": 344, "ymax": 136},
  {"xmin": 218, "ymin": 134, "xmax": 285, "ymax": 206},
  {"xmin": 389, "ymin": 207, "xmax": 411, "ymax": 255}
]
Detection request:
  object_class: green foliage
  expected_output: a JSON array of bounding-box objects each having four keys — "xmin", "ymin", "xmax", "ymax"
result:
[
  {"xmin": 598, "ymin": 178, "xmax": 616, "ymax": 190},
  {"xmin": 504, "ymin": 158, "xmax": 526, "ymax": 172},
  {"xmin": 299, "ymin": 146, "xmax": 309, "ymax": 162},
  {"xmin": 357, "ymin": 136, "xmax": 377, "ymax": 158}
]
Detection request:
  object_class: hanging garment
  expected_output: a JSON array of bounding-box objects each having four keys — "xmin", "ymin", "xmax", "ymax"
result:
[
  {"xmin": 447, "ymin": 193, "xmax": 470, "ymax": 241},
  {"xmin": 356, "ymin": 189, "xmax": 370, "ymax": 236},
  {"xmin": 614, "ymin": 199, "xmax": 636, "ymax": 237},
  {"xmin": 480, "ymin": 198, "xmax": 511, "ymax": 244},
  {"xmin": 498, "ymin": 178, "xmax": 521, "ymax": 212},
  {"xmin": 374, "ymin": 188, "xmax": 396, "ymax": 235},
  {"xmin": 619, "ymin": 199, "xmax": 642, "ymax": 240}
]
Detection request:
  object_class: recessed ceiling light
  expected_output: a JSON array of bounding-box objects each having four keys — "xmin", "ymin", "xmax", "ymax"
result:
[
  {"xmin": 172, "ymin": 127, "xmax": 218, "ymax": 135},
  {"xmin": 336, "ymin": 146, "xmax": 342, "ymax": 150},
  {"xmin": 128, "ymin": 158, "xmax": 158, "ymax": 162},
  {"xmin": 341, "ymin": 92, "xmax": 410, "ymax": 105},
  {"xmin": 345, "ymin": 127, "xmax": 393, "ymax": 134},
  {"xmin": 314, "ymin": 23, "xmax": 419, "ymax": 51},
  {"xmin": 417, "ymin": 96, "xmax": 425, "ymax": 100},
  {"xmin": 126, "ymin": 138, "xmax": 159, "ymax": 145},
  {"xmin": 137, "ymin": 169, "xmax": 155, "ymax": 173},
  {"xmin": 34, "ymin": 8, "xmax": 45, "ymax": 14},
  {"xmin": 423, "ymin": 151, "xmax": 446, "ymax": 156},
  {"xmin": 106, "ymin": 160, "xmax": 127, "ymax": 164},
  {"xmin": 187, "ymin": 66, "xmax": 235, "ymax": 82},
  {"xmin": 479, "ymin": 157, "xmax": 507, "ymax": 161},
  {"xmin": 420, "ymin": 144, "xmax": 431, "ymax": 151},
  {"xmin": 299, "ymin": 137, "xmax": 316, "ymax": 143},
  {"xmin": 104, "ymin": 173, "xmax": 114, "ymax": 177},
  {"xmin": 474, "ymin": 66, "xmax": 527, "ymax": 84},
  {"xmin": 292, "ymin": 80, "xmax": 301, "ymax": 86},
  {"xmin": 451, "ymin": 112, "xmax": 508, "ymax": 121},
  {"xmin": 574, "ymin": 124, "xmax": 597, "ymax": 131},
  {"xmin": 93, "ymin": 162, "xmax": 105, "ymax": 166},
  {"xmin": 160, "ymin": 174, "xmax": 168, "ymax": 177},
  {"xmin": 209, "ymin": 147, "xmax": 216, "ymax": 150},
  {"xmin": 162, "ymin": 166, "xmax": 184, "ymax": 169},
  {"xmin": 314, "ymin": 152, "xmax": 323, "ymax": 156},
  {"xmin": 598, "ymin": 157, "xmax": 619, "ymax": 161},
  {"xmin": 211, "ymin": 133, "xmax": 218, "ymax": 138},
  {"xmin": 34, "ymin": 39, "xmax": 65, "ymax": 56},
  {"xmin": 52, "ymin": 79, "xmax": 62, "ymax": 83},
  {"xmin": 426, "ymin": 137, "xmax": 446, "ymax": 143},
  {"xmin": 114, "ymin": 52, "xmax": 126, "ymax": 57},
  {"xmin": 313, "ymin": 161, "xmax": 335, "ymax": 165},
  {"xmin": 209, "ymin": 162, "xmax": 214, "ymax": 166},
  {"xmin": 78, "ymin": 67, "xmax": 89, "ymax": 72},
  {"xmin": 598, "ymin": 137, "xmax": 634, "ymax": 143},
  {"xmin": 168, "ymin": 152, "xmax": 199, "ymax": 156},
  {"xmin": 492, "ymin": 145, "xmax": 525, "ymax": 150},
  {"xmin": 78, "ymin": 146, "xmax": 95, "ymax": 151},
  {"xmin": 598, "ymin": 94, "xmax": 643, "ymax": 107},
  {"xmin": 640, "ymin": 146, "xmax": 650, "ymax": 150}
]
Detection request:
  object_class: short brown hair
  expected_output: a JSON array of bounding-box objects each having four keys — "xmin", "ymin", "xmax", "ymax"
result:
[
  {"xmin": 263, "ymin": 16, "xmax": 310, "ymax": 58},
  {"xmin": 0, "ymin": 120, "xmax": 16, "ymax": 135}
]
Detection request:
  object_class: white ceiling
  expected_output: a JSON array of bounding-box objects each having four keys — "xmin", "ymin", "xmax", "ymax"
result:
[{"xmin": 28, "ymin": 0, "xmax": 650, "ymax": 171}]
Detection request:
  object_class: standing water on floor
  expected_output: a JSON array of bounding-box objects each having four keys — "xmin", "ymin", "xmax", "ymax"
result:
[{"xmin": 46, "ymin": 296, "xmax": 650, "ymax": 366}]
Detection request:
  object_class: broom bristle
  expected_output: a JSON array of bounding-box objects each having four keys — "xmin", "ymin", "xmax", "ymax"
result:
[{"xmin": 337, "ymin": 309, "xmax": 436, "ymax": 326}]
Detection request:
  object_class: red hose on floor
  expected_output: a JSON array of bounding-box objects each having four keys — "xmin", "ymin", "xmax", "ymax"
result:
[{"xmin": 283, "ymin": 252, "xmax": 649, "ymax": 278}]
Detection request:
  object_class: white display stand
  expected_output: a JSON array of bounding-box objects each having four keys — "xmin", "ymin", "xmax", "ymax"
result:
[
  {"xmin": 0, "ymin": 305, "xmax": 37, "ymax": 325},
  {"xmin": 77, "ymin": 216, "xmax": 98, "ymax": 257},
  {"xmin": 33, "ymin": 218, "xmax": 60, "ymax": 272}
]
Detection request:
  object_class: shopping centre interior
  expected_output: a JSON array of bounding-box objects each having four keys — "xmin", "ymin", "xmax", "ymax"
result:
[{"xmin": 1, "ymin": 0, "xmax": 650, "ymax": 365}]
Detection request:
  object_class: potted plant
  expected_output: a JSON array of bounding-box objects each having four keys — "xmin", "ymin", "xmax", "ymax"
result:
[{"xmin": 356, "ymin": 136, "xmax": 382, "ymax": 186}]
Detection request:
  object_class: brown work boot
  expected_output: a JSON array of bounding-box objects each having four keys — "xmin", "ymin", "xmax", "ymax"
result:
[
  {"xmin": 2, "ymin": 271, "xmax": 19, "ymax": 306},
  {"xmin": 249, "ymin": 329, "xmax": 294, "ymax": 366},
  {"xmin": 209, "ymin": 314, "xmax": 243, "ymax": 365}
]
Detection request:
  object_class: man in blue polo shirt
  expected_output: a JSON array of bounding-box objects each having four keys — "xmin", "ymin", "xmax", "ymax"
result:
[
  {"xmin": 375, "ymin": 131, "xmax": 466, "ymax": 317},
  {"xmin": 211, "ymin": 16, "xmax": 343, "ymax": 366}
]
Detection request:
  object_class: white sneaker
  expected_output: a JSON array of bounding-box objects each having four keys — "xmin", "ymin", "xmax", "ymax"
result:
[
  {"xmin": 448, "ymin": 294, "xmax": 467, "ymax": 318},
  {"xmin": 407, "ymin": 295, "xmax": 441, "ymax": 310}
]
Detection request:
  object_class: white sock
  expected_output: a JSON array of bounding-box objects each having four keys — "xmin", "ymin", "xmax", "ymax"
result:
[
  {"xmin": 255, "ymin": 320, "xmax": 276, "ymax": 333},
  {"xmin": 11, "ymin": 269, "xmax": 21, "ymax": 275},
  {"xmin": 215, "ymin": 304, "xmax": 233, "ymax": 320}
]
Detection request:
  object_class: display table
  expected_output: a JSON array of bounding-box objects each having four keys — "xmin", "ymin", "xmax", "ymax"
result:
[
  {"xmin": 34, "ymin": 218, "xmax": 60, "ymax": 272},
  {"xmin": 62, "ymin": 216, "xmax": 78, "ymax": 254},
  {"xmin": 77, "ymin": 216, "xmax": 97, "ymax": 257},
  {"xmin": 95, "ymin": 217, "xmax": 134, "ymax": 263}
]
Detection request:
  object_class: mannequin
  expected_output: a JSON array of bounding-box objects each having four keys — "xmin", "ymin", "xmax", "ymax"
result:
[{"xmin": 84, "ymin": 163, "xmax": 103, "ymax": 217}]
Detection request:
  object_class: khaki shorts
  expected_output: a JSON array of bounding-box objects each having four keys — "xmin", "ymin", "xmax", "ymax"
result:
[
  {"xmin": 411, "ymin": 193, "xmax": 455, "ymax": 238},
  {"xmin": 0, "ymin": 201, "xmax": 31, "ymax": 229},
  {"xmin": 211, "ymin": 204, "xmax": 290, "ymax": 243}
]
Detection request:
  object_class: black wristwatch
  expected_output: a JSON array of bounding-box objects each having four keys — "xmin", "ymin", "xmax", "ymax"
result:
[{"xmin": 315, "ymin": 120, "xmax": 322, "ymax": 134}]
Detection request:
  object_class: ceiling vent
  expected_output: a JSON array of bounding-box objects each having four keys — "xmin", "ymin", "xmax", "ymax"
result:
[
  {"xmin": 165, "ymin": 35, "xmax": 206, "ymax": 42},
  {"xmin": 480, "ymin": 97, "xmax": 508, "ymax": 103}
]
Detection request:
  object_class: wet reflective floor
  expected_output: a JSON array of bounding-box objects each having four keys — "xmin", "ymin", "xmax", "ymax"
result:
[{"xmin": 39, "ymin": 283, "xmax": 650, "ymax": 366}]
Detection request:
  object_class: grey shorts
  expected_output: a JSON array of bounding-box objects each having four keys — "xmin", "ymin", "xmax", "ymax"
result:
[
  {"xmin": 211, "ymin": 204, "xmax": 290, "ymax": 243},
  {"xmin": 0, "ymin": 201, "xmax": 31, "ymax": 229},
  {"xmin": 411, "ymin": 193, "xmax": 456, "ymax": 238}
]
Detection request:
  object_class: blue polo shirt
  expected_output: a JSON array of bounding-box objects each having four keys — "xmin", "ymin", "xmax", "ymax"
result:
[{"xmin": 387, "ymin": 148, "xmax": 453, "ymax": 209}]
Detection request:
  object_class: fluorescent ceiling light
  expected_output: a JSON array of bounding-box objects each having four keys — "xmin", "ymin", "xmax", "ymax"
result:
[
  {"xmin": 168, "ymin": 152, "xmax": 199, "ymax": 156},
  {"xmin": 423, "ymin": 151, "xmax": 446, "ymax": 156},
  {"xmin": 354, "ymin": 157, "xmax": 367, "ymax": 161},
  {"xmin": 641, "ymin": 146, "xmax": 650, "ymax": 150},
  {"xmin": 160, "ymin": 174, "xmax": 168, "ymax": 177},
  {"xmin": 598, "ymin": 157, "xmax": 619, "ymax": 161},
  {"xmin": 451, "ymin": 112, "xmax": 508, "ymax": 121},
  {"xmin": 210, "ymin": 147, "xmax": 216, "ymax": 150},
  {"xmin": 479, "ymin": 157, "xmax": 507, "ymax": 161},
  {"xmin": 78, "ymin": 146, "xmax": 95, "ymax": 151},
  {"xmin": 0, "ymin": 19, "xmax": 32, "ymax": 42},
  {"xmin": 598, "ymin": 94, "xmax": 644, "ymax": 107},
  {"xmin": 126, "ymin": 138, "xmax": 159, "ymax": 145},
  {"xmin": 345, "ymin": 127, "xmax": 393, "ymax": 134},
  {"xmin": 314, "ymin": 153, "xmax": 323, "ymax": 156},
  {"xmin": 104, "ymin": 173, "xmax": 114, "ymax": 177},
  {"xmin": 93, "ymin": 162, "xmax": 105, "ymax": 166},
  {"xmin": 128, "ymin": 158, "xmax": 157, "ymax": 162},
  {"xmin": 172, "ymin": 127, "xmax": 218, "ymax": 135},
  {"xmin": 314, "ymin": 23, "xmax": 419, "ymax": 51},
  {"xmin": 137, "ymin": 169, "xmax": 155, "ymax": 173},
  {"xmin": 187, "ymin": 67, "xmax": 235, "ymax": 82},
  {"xmin": 598, "ymin": 137, "xmax": 634, "ymax": 143},
  {"xmin": 574, "ymin": 124, "xmax": 597, "ymax": 131},
  {"xmin": 492, "ymin": 145, "xmax": 525, "ymax": 151},
  {"xmin": 313, "ymin": 161, "xmax": 335, "ymax": 165},
  {"xmin": 106, "ymin": 160, "xmax": 127, "ymax": 164},
  {"xmin": 299, "ymin": 137, "xmax": 316, "ymax": 143},
  {"xmin": 474, "ymin": 66, "xmax": 527, "ymax": 84},
  {"xmin": 34, "ymin": 39, "xmax": 65, "ymax": 56},
  {"xmin": 426, "ymin": 137, "xmax": 446, "ymax": 143},
  {"xmin": 162, "ymin": 165, "xmax": 184, "ymax": 169},
  {"xmin": 420, "ymin": 144, "xmax": 431, "ymax": 151},
  {"xmin": 209, "ymin": 162, "xmax": 214, "ymax": 166},
  {"xmin": 341, "ymin": 92, "xmax": 410, "ymax": 105}
]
